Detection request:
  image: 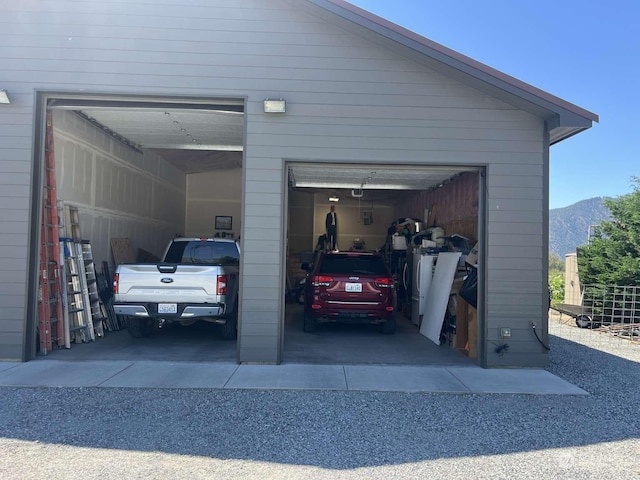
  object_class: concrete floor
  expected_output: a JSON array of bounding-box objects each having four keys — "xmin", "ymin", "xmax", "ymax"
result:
[
  {"xmin": 0, "ymin": 359, "xmax": 586, "ymax": 394},
  {"xmin": 2, "ymin": 305, "xmax": 586, "ymax": 394},
  {"xmin": 284, "ymin": 305, "xmax": 472, "ymax": 365},
  {"xmin": 42, "ymin": 304, "xmax": 472, "ymax": 366}
]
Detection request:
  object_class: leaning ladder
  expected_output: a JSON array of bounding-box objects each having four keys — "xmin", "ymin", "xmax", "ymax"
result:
[
  {"xmin": 60, "ymin": 237, "xmax": 94, "ymax": 343},
  {"xmin": 37, "ymin": 111, "xmax": 65, "ymax": 354},
  {"xmin": 79, "ymin": 241, "xmax": 103, "ymax": 339}
]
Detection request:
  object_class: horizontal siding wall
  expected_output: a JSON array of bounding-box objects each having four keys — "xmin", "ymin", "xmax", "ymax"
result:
[
  {"xmin": 241, "ymin": 156, "xmax": 282, "ymax": 363},
  {"xmin": 0, "ymin": 103, "xmax": 33, "ymax": 360},
  {"xmin": 485, "ymin": 161, "xmax": 547, "ymax": 366},
  {"xmin": 2, "ymin": 0, "xmax": 547, "ymax": 366}
]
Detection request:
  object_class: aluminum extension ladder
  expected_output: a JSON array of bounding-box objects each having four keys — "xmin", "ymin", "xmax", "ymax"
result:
[
  {"xmin": 59, "ymin": 237, "xmax": 95, "ymax": 343},
  {"xmin": 80, "ymin": 240, "xmax": 105, "ymax": 338},
  {"xmin": 37, "ymin": 111, "xmax": 65, "ymax": 354}
]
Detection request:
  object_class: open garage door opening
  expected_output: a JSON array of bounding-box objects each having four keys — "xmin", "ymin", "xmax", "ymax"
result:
[
  {"xmin": 284, "ymin": 162, "xmax": 483, "ymax": 366},
  {"xmin": 30, "ymin": 94, "xmax": 245, "ymax": 362}
]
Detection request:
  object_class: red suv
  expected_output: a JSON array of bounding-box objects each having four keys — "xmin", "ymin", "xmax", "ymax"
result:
[{"xmin": 303, "ymin": 251, "xmax": 397, "ymax": 333}]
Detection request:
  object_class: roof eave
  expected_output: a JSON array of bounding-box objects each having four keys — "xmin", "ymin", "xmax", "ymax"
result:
[
  {"xmin": 549, "ymin": 126, "xmax": 590, "ymax": 145},
  {"xmin": 547, "ymin": 111, "xmax": 594, "ymax": 145}
]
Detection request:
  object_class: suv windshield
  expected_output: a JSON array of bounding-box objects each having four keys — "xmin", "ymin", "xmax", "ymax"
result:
[
  {"xmin": 318, "ymin": 254, "xmax": 388, "ymax": 275},
  {"xmin": 164, "ymin": 241, "xmax": 239, "ymax": 265}
]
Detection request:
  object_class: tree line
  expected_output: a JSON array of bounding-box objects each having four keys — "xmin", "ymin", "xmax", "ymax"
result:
[
  {"xmin": 548, "ymin": 177, "xmax": 639, "ymax": 306},
  {"xmin": 577, "ymin": 177, "xmax": 640, "ymax": 287}
]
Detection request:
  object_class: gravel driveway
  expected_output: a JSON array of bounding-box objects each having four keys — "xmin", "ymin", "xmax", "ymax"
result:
[{"xmin": 0, "ymin": 319, "xmax": 638, "ymax": 480}]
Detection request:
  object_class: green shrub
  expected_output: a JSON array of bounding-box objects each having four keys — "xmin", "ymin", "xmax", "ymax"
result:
[{"xmin": 549, "ymin": 270, "xmax": 564, "ymax": 306}]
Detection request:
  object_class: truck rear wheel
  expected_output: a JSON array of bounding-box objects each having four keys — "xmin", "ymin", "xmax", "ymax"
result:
[
  {"xmin": 221, "ymin": 311, "xmax": 238, "ymax": 340},
  {"xmin": 127, "ymin": 317, "xmax": 154, "ymax": 338}
]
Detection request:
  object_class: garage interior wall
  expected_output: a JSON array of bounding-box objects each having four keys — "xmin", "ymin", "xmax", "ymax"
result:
[
  {"xmin": 286, "ymin": 188, "xmax": 396, "ymax": 285},
  {"xmin": 54, "ymin": 109, "xmax": 247, "ymax": 261},
  {"xmin": 287, "ymin": 189, "xmax": 315, "ymax": 254},
  {"xmin": 288, "ymin": 176, "xmax": 479, "ymax": 260},
  {"xmin": 52, "ymin": 110, "xmax": 187, "ymax": 267},
  {"xmin": 401, "ymin": 171, "xmax": 480, "ymax": 242},
  {"xmin": 186, "ymin": 169, "xmax": 242, "ymax": 238},
  {"xmin": 312, "ymin": 194, "xmax": 394, "ymax": 252}
]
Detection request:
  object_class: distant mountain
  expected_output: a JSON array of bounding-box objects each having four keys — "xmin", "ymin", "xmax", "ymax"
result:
[{"xmin": 549, "ymin": 197, "xmax": 611, "ymax": 258}]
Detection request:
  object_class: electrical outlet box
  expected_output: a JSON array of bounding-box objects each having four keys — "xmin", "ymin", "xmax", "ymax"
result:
[{"xmin": 500, "ymin": 327, "xmax": 511, "ymax": 338}]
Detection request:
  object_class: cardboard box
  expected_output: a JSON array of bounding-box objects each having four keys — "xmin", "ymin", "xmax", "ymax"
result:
[
  {"xmin": 455, "ymin": 295, "xmax": 477, "ymax": 358},
  {"xmin": 466, "ymin": 242, "xmax": 478, "ymax": 267},
  {"xmin": 450, "ymin": 276, "xmax": 465, "ymax": 295},
  {"xmin": 467, "ymin": 307, "xmax": 477, "ymax": 359}
]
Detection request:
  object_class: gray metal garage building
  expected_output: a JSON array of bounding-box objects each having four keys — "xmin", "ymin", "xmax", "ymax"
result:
[{"xmin": 0, "ymin": 0, "xmax": 596, "ymax": 367}]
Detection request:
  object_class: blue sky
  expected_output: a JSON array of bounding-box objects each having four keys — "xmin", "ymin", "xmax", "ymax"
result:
[{"xmin": 348, "ymin": 0, "xmax": 639, "ymax": 209}]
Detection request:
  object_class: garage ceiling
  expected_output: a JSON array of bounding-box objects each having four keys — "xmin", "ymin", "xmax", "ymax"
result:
[
  {"xmin": 48, "ymin": 99, "xmax": 244, "ymax": 174},
  {"xmin": 288, "ymin": 164, "xmax": 468, "ymax": 191},
  {"xmin": 83, "ymin": 108, "xmax": 244, "ymax": 152},
  {"xmin": 48, "ymin": 99, "xmax": 474, "ymax": 190},
  {"xmin": 83, "ymin": 108, "xmax": 244, "ymax": 174}
]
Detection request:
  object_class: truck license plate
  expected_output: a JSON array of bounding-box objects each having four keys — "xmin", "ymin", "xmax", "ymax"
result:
[
  {"xmin": 345, "ymin": 283, "xmax": 362, "ymax": 293},
  {"xmin": 158, "ymin": 303, "xmax": 177, "ymax": 314}
]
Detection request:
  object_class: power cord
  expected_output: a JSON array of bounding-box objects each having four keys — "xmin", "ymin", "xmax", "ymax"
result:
[
  {"xmin": 530, "ymin": 321, "xmax": 550, "ymax": 351},
  {"xmin": 494, "ymin": 343, "xmax": 509, "ymax": 356}
]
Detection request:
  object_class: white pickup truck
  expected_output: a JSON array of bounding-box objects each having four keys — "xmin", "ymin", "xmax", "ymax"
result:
[{"xmin": 113, "ymin": 238, "xmax": 240, "ymax": 339}]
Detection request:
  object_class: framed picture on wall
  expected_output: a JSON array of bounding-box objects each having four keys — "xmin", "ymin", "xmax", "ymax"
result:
[{"xmin": 215, "ymin": 215, "xmax": 233, "ymax": 230}]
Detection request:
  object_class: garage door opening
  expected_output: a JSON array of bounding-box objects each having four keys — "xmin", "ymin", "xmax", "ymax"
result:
[
  {"xmin": 284, "ymin": 163, "xmax": 483, "ymax": 365},
  {"xmin": 31, "ymin": 94, "xmax": 245, "ymax": 362}
]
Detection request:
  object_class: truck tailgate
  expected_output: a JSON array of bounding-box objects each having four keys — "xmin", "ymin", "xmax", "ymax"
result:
[{"xmin": 115, "ymin": 264, "xmax": 230, "ymax": 303}]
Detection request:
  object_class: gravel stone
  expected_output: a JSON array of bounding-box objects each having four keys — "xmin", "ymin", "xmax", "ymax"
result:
[{"xmin": 0, "ymin": 319, "xmax": 638, "ymax": 479}]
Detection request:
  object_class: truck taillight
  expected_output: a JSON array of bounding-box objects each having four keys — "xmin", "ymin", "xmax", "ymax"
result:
[
  {"xmin": 217, "ymin": 275, "xmax": 227, "ymax": 295},
  {"xmin": 113, "ymin": 273, "xmax": 119, "ymax": 294}
]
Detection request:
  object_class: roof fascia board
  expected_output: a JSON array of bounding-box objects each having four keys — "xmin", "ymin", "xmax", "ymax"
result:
[{"xmin": 308, "ymin": 0, "xmax": 598, "ymax": 129}]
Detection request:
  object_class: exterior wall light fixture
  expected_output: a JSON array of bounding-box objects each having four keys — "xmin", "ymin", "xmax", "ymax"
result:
[
  {"xmin": 264, "ymin": 99, "xmax": 286, "ymax": 113},
  {"xmin": 0, "ymin": 90, "xmax": 11, "ymax": 104}
]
